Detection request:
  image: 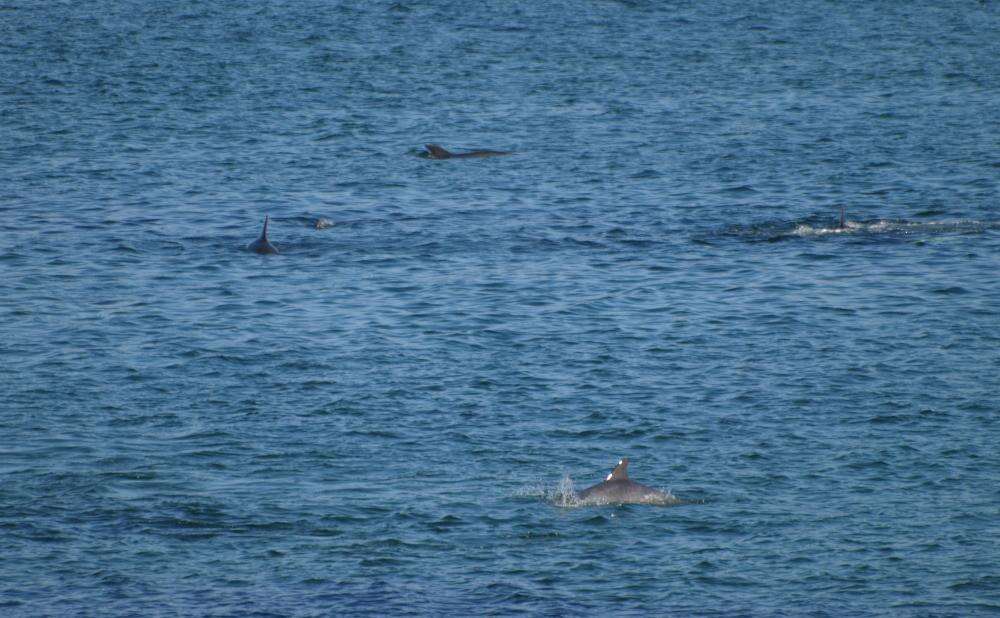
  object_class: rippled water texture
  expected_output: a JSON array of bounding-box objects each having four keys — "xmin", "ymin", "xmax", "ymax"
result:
[{"xmin": 2, "ymin": 1, "xmax": 999, "ymax": 615}]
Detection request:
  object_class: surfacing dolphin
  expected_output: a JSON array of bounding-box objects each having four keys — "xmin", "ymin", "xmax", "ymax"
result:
[
  {"xmin": 575, "ymin": 458, "xmax": 682, "ymax": 506},
  {"xmin": 248, "ymin": 215, "xmax": 278, "ymax": 254},
  {"xmin": 424, "ymin": 144, "xmax": 512, "ymax": 159}
]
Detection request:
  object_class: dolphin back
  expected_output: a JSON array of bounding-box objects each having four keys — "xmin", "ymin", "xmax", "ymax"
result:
[
  {"xmin": 451, "ymin": 149, "xmax": 512, "ymax": 158},
  {"xmin": 575, "ymin": 479, "xmax": 679, "ymax": 506},
  {"xmin": 425, "ymin": 144, "xmax": 511, "ymax": 159},
  {"xmin": 571, "ymin": 458, "xmax": 683, "ymax": 506}
]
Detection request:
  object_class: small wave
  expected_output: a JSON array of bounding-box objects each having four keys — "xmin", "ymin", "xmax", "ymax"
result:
[
  {"xmin": 718, "ymin": 184, "xmax": 757, "ymax": 195},
  {"xmin": 949, "ymin": 575, "xmax": 1000, "ymax": 592}
]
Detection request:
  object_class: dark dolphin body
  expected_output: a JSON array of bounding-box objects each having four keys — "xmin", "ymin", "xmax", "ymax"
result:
[
  {"xmin": 424, "ymin": 144, "xmax": 512, "ymax": 159},
  {"xmin": 248, "ymin": 216, "xmax": 278, "ymax": 254},
  {"xmin": 575, "ymin": 458, "xmax": 681, "ymax": 506}
]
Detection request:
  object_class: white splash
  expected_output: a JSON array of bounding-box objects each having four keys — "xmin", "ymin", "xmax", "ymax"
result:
[
  {"xmin": 792, "ymin": 218, "xmax": 994, "ymax": 238},
  {"xmin": 792, "ymin": 220, "xmax": 860, "ymax": 236},
  {"xmin": 551, "ymin": 474, "xmax": 581, "ymax": 508}
]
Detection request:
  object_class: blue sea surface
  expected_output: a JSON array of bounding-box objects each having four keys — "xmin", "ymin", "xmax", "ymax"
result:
[{"xmin": 2, "ymin": 1, "xmax": 999, "ymax": 615}]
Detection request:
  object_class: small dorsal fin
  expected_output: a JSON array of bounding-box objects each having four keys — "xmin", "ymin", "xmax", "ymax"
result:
[
  {"xmin": 425, "ymin": 144, "xmax": 452, "ymax": 159},
  {"xmin": 605, "ymin": 458, "xmax": 629, "ymax": 482},
  {"xmin": 838, "ymin": 206, "xmax": 846, "ymax": 229},
  {"xmin": 248, "ymin": 215, "xmax": 278, "ymax": 254}
]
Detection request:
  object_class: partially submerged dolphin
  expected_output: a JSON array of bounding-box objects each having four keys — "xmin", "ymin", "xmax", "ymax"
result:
[
  {"xmin": 575, "ymin": 458, "xmax": 681, "ymax": 506},
  {"xmin": 248, "ymin": 215, "xmax": 278, "ymax": 254},
  {"xmin": 424, "ymin": 144, "xmax": 512, "ymax": 159}
]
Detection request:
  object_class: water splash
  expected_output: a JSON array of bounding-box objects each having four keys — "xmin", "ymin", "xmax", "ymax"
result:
[
  {"xmin": 551, "ymin": 474, "xmax": 581, "ymax": 508},
  {"xmin": 513, "ymin": 475, "xmax": 581, "ymax": 507},
  {"xmin": 791, "ymin": 219, "xmax": 862, "ymax": 236}
]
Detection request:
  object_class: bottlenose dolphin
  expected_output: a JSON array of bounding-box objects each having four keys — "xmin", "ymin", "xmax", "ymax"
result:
[
  {"xmin": 248, "ymin": 216, "xmax": 278, "ymax": 254},
  {"xmin": 424, "ymin": 144, "xmax": 512, "ymax": 159},
  {"xmin": 575, "ymin": 458, "xmax": 681, "ymax": 506}
]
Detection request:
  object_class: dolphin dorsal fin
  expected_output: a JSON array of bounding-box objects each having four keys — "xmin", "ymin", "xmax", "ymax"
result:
[
  {"xmin": 260, "ymin": 215, "xmax": 270, "ymax": 240},
  {"xmin": 605, "ymin": 458, "xmax": 629, "ymax": 482},
  {"xmin": 425, "ymin": 144, "xmax": 451, "ymax": 158},
  {"xmin": 839, "ymin": 206, "xmax": 846, "ymax": 229}
]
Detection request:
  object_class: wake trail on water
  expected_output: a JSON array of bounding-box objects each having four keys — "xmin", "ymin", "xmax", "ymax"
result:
[
  {"xmin": 704, "ymin": 216, "xmax": 1000, "ymax": 244},
  {"xmin": 791, "ymin": 218, "xmax": 999, "ymax": 238}
]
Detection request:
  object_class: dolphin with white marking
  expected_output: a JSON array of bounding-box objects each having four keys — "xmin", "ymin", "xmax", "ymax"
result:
[
  {"xmin": 248, "ymin": 215, "xmax": 278, "ymax": 254},
  {"xmin": 575, "ymin": 458, "xmax": 682, "ymax": 506}
]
